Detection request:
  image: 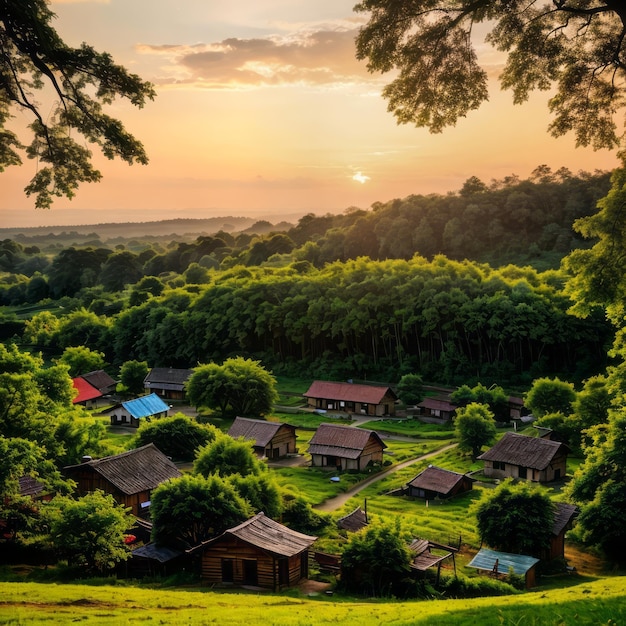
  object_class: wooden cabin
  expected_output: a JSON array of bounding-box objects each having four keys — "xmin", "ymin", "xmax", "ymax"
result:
[
  {"xmin": 307, "ymin": 423, "xmax": 386, "ymax": 471},
  {"xmin": 477, "ymin": 432, "xmax": 569, "ymax": 483},
  {"xmin": 415, "ymin": 397, "xmax": 457, "ymax": 423},
  {"xmin": 405, "ymin": 465, "xmax": 473, "ymax": 500},
  {"xmin": 195, "ymin": 513, "xmax": 317, "ymax": 591},
  {"xmin": 143, "ymin": 367, "xmax": 193, "ymax": 400},
  {"xmin": 63, "ymin": 443, "xmax": 182, "ymax": 517},
  {"xmin": 228, "ymin": 417, "xmax": 297, "ymax": 459},
  {"xmin": 545, "ymin": 502, "xmax": 578, "ymax": 561},
  {"xmin": 303, "ymin": 381, "xmax": 397, "ymax": 417}
]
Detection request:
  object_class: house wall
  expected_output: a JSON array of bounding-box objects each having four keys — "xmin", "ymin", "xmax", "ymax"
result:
[
  {"xmin": 482, "ymin": 453, "xmax": 567, "ymax": 483},
  {"xmin": 310, "ymin": 437, "xmax": 383, "ymax": 471},
  {"xmin": 200, "ymin": 537, "xmax": 307, "ymax": 590},
  {"xmin": 264, "ymin": 427, "xmax": 297, "ymax": 459},
  {"xmin": 147, "ymin": 386, "xmax": 186, "ymax": 401},
  {"xmin": 306, "ymin": 395, "xmax": 395, "ymax": 416}
]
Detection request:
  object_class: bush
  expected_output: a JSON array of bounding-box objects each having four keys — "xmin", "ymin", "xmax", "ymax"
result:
[{"xmin": 437, "ymin": 573, "xmax": 520, "ymax": 598}]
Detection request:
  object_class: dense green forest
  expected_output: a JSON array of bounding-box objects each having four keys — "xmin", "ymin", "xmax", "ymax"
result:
[{"xmin": 0, "ymin": 168, "xmax": 615, "ymax": 386}]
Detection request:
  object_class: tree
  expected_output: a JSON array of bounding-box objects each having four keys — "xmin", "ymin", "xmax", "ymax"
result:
[
  {"xmin": 525, "ymin": 377, "xmax": 577, "ymax": 418},
  {"xmin": 150, "ymin": 474, "xmax": 251, "ymax": 549},
  {"xmin": 132, "ymin": 415, "xmax": 217, "ymax": 463},
  {"xmin": 194, "ymin": 432, "xmax": 265, "ymax": 478},
  {"xmin": 98, "ymin": 251, "xmax": 143, "ymax": 292},
  {"xmin": 1, "ymin": 0, "xmax": 155, "ymax": 208},
  {"xmin": 228, "ymin": 473, "xmax": 283, "ymax": 519},
  {"xmin": 471, "ymin": 479, "xmax": 555, "ymax": 556},
  {"xmin": 396, "ymin": 373, "xmax": 424, "ymax": 405},
  {"xmin": 58, "ymin": 346, "xmax": 105, "ymax": 377},
  {"xmin": 354, "ymin": 1, "xmax": 626, "ymax": 150},
  {"xmin": 46, "ymin": 490, "xmax": 135, "ymax": 571},
  {"xmin": 454, "ymin": 402, "xmax": 496, "ymax": 459},
  {"xmin": 118, "ymin": 359, "xmax": 149, "ymax": 395},
  {"xmin": 340, "ymin": 523, "xmax": 414, "ymax": 597},
  {"xmin": 186, "ymin": 357, "xmax": 278, "ymax": 417}
]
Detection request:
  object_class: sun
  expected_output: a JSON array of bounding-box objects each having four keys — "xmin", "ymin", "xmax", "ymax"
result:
[{"xmin": 352, "ymin": 171, "xmax": 370, "ymax": 184}]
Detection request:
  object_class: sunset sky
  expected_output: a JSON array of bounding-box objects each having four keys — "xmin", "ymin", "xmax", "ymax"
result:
[{"xmin": 1, "ymin": 0, "xmax": 620, "ymax": 228}]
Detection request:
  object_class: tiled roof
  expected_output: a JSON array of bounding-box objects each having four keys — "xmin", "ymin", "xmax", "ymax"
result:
[
  {"xmin": 308, "ymin": 423, "xmax": 386, "ymax": 459},
  {"xmin": 122, "ymin": 393, "xmax": 170, "ymax": 419},
  {"xmin": 228, "ymin": 417, "xmax": 290, "ymax": 447},
  {"xmin": 477, "ymin": 432, "xmax": 568, "ymax": 470},
  {"xmin": 64, "ymin": 443, "xmax": 181, "ymax": 495},
  {"xmin": 72, "ymin": 377, "xmax": 102, "ymax": 404},
  {"xmin": 417, "ymin": 397, "xmax": 457, "ymax": 411},
  {"xmin": 19, "ymin": 475, "xmax": 45, "ymax": 498},
  {"xmin": 208, "ymin": 512, "xmax": 316, "ymax": 557},
  {"xmin": 80, "ymin": 370, "xmax": 117, "ymax": 393},
  {"xmin": 407, "ymin": 466, "xmax": 470, "ymax": 495},
  {"xmin": 304, "ymin": 380, "xmax": 396, "ymax": 404},
  {"xmin": 144, "ymin": 368, "xmax": 193, "ymax": 388}
]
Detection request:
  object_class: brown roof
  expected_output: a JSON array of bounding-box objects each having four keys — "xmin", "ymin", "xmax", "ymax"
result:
[
  {"xmin": 337, "ymin": 507, "xmax": 368, "ymax": 532},
  {"xmin": 144, "ymin": 367, "xmax": 193, "ymax": 390},
  {"xmin": 417, "ymin": 397, "xmax": 456, "ymax": 412},
  {"xmin": 207, "ymin": 512, "xmax": 316, "ymax": 557},
  {"xmin": 81, "ymin": 370, "xmax": 117, "ymax": 393},
  {"xmin": 304, "ymin": 381, "xmax": 397, "ymax": 404},
  {"xmin": 308, "ymin": 423, "xmax": 386, "ymax": 459},
  {"xmin": 19, "ymin": 475, "xmax": 46, "ymax": 498},
  {"xmin": 477, "ymin": 432, "xmax": 569, "ymax": 470},
  {"xmin": 409, "ymin": 539, "xmax": 453, "ymax": 571},
  {"xmin": 64, "ymin": 443, "xmax": 182, "ymax": 495},
  {"xmin": 407, "ymin": 466, "xmax": 471, "ymax": 495},
  {"xmin": 553, "ymin": 502, "xmax": 578, "ymax": 536},
  {"xmin": 228, "ymin": 417, "xmax": 293, "ymax": 448}
]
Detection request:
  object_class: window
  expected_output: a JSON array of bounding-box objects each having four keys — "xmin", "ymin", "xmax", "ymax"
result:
[{"xmin": 493, "ymin": 461, "xmax": 506, "ymax": 470}]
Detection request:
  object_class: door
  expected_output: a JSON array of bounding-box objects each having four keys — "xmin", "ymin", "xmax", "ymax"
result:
[
  {"xmin": 518, "ymin": 466, "xmax": 527, "ymax": 479},
  {"xmin": 242, "ymin": 559, "xmax": 258, "ymax": 585},
  {"xmin": 221, "ymin": 559, "xmax": 234, "ymax": 583}
]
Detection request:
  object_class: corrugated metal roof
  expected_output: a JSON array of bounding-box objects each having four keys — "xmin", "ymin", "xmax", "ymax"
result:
[
  {"xmin": 72, "ymin": 377, "xmax": 102, "ymax": 404},
  {"xmin": 211, "ymin": 512, "xmax": 316, "ymax": 557},
  {"xmin": 308, "ymin": 423, "xmax": 386, "ymax": 458},
  {"xmin": 304, "ymin": 380, "xmax": 396, "ymax": 404},
  {"xmin": 407, "ymin": 466, "xmax": 470, "ymax": 495},
  {"xmin": 64, "ymin": 443, "xmax": 182, "ymax": 495},
  {"xmin": 122, "ymin": 393, "xmax": 170, "ymax": 419},
  {"xmin": 477, "ymin": 432, "xmax": 568, "ymax": 470},
  {"xmin": 467, "ymin": 548, "xmax": 539, "ymax": 576},
  {"xmin": 228, "ymin": 417, "xmax": 290, "ymax": 448}
]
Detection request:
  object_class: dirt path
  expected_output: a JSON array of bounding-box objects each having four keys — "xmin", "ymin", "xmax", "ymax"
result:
[{"xmin": 314, "ymin": 442, "xmax": 458, "ymax": 512}]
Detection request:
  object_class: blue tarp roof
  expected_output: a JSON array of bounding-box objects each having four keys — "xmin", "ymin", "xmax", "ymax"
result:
[
  {"xmin": 467, "ymin": 548, "xmax": 539, "ymax": 576},
  {"xmin": 122, "ymin": 393, "xmax": 169, "ymax": 419}
]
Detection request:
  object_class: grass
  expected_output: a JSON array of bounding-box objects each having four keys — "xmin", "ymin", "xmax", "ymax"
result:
[
  {"xmin": 0, "ymin": 576, "xmax": 624, "ymax": 625},
  {"xmin": 360, "ymin": 418, "xmax": 455, "ymax": 439}
]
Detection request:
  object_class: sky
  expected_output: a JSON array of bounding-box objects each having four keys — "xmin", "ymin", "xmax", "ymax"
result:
[{"xmin": 1, "ymin": 0, "xmax": 620, "ymax": 228}]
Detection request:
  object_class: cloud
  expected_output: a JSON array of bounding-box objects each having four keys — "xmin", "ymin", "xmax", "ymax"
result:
[
  {"xmin": 352, "ymin": 171, "xmax": 370, "ymax": 184},
  {"xmin": 137, "ymin": 28, "xmax": 379, "ymax": 89}
]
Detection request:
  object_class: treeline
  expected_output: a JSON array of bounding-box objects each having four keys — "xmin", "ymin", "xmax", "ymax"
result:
[{"xmin": 20, "ymin": 256, "xmax": 611, "ymax": 386}]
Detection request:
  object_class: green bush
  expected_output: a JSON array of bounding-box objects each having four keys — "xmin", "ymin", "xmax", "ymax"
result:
[{"xmin": 437, "ymin": 573, "xmax": 520, "ymax": 598}]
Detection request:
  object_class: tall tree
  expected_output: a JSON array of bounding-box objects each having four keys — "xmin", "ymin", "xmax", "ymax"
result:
[
  {"xmin": 354, "ymin": 1, "xmax": 626, "ymax": 150},
  {"xmin": 194, "ymin": 432, "xmax": 265, "ymax": 478},
  {"xmin": 454, "ymin": 402, "xmax": 496, "ymax": 459},
  {"xmin": 0, "ymin": 0, "xmax": 155, "ymax": 208},
  {"xmin": 525, "ymin": 377, "xmax": 577, "ymax": 418}
]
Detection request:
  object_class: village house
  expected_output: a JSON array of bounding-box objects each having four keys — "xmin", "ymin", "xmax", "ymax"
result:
[
  {"xmin": 143, "ymin": 367, "xmax": 193, "ymax": 400},
  {"xmin": 63, "ymin": 443, "xmax": 182, "ymax": 517},
  {"xmin": 108, "ymin": 392, "xmax": 170, "ymax": 427},
  {"xmin": 468, "ymin": 548, "xmax": 540, "ymax": 589},
  {"xmin": 307, "ymin": 423, "xmax": 386, "ymax": 471},
  {"xmin": 477, "ymin": 431, "xmax": 569, "ymax": 483},
  {"xmin": 194, "ymin": 512, "xmax": 317, "ymax": 591},
  {"xmin": 414, "ymin": 397, "xmax": 457, "ymax": 423},
  {"xmin": 405, "ymin": 465, "xmax": 474, "ymax": 500},
  {"xmin": 71, "ymin": 370, "xmax": 118, "ymax": 408},
  {"xmin": 545, "ymin": 502, "xmax": 578, "ymax": 562},
  {"xmin": 227, "ymin": 417, "xmax": 297, "ymax": 459},
  {"xmin": 303, "ymin": 380, "xmax": 398, "ymax": 417}
]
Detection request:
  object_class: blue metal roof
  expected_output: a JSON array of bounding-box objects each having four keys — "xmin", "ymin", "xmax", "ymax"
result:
[
  {"xmin": 467, "ymin": 548, "xmax": 539, "ymax": 576},
  {"xmin": 122, "ymin": 393, "xmax": 169, "ymax": 419}
]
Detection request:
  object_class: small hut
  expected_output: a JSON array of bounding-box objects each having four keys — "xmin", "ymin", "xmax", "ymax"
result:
[{"xmin": 467, "ymin": 548, "xmax": 540, "ymax": 588}]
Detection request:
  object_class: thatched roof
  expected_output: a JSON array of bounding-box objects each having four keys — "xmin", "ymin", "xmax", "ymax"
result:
[
  {"xmin": 407, "ymin": 466, "xmax": 472, "ymax": 496},
  {"xmin": 228, "ymin": 417, "xmax": 293, "ymax": 448},
  {"xmin": 308, "ymin": 423, "xmax": 386, "ymax": 459},
  {"xmin": 64, "ymin": 443, "xmax": 181, "ymax": 495},
  {"xmin": 304, "ymin": 381, "xmax": 397, "ymax": 404},
  {"xmin": 477, "ymin": 432, "xmax": 569, "ymax": 470},
  {"xmin": 203, "ymin": 512, "xmax": 316, "ymax": 557}
]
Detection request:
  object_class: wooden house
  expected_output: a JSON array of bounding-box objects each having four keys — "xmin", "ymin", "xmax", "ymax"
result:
[
  {"xmin": 307, "ymin": 423, "xmax": 386, "ymax": 471},
  {"xmin": 409, "ymin": 538, "xmax": 457, "ymax": 583},
  {"xmin": 72, "ymin": 376, "xmax": 103, "ymax": 408},
  {"xmin": 468, "ymin": 548, "xmax": 540, "ymax": 588},
  {"xmin": 545, "ymin": 502, "xmax": 578, "ymax": 562},
  {"xmin": 81, "ymin": 370, "xmax": 117, "ymax": 395},
  {"xmin": 337, "ymin": 506, "xmax": 369, "ymax": 532},
  {"xmin": 143, "ymin": 367, "xmax": 193, "ymax": 400},
  {"xmin": 195, "ymin": 512, "xmax": 317, "ymax": 590},
  {"xmin": 477, "ymin": 432, "xmax": 569, "ymax": 483},
  {"xmin": 109, "ymin": 393, "xmax": 170, "ymax": 427},
  {"xmin": 227, "ymin": 417, "xmax": 297, "ymax": 459},
  {"xmin": 64, "ymin": 443, "xmax": 182, "ymax": 517},
  {"xmin": 405, "ymin": 465, "xmax": 473, "ymax": 500},
  {"xmin": 415, "ymin": 397, "xmax": 457, "ymax": 423},
  {"xmin": 303, "ymin": 381, "xmax": 397, "ymax": 417}
]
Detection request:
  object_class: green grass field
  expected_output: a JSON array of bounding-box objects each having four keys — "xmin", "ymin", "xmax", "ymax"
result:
[{"xmin": 0, "ymin": 576, "xmax": 624, "ymax": 625}]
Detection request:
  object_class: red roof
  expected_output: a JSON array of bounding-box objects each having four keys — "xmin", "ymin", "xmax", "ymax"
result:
[
  {"xmin": 72, "ymin": 377, "xmax": 102, "ymax": 404},
  {"xmin": 304, "ymin": 381, "xmax": 396, "ymax": 404}
]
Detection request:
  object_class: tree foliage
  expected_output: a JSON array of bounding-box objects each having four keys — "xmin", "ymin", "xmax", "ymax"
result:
[
  {"xmin": 150, "ymin": 474, "xmax": 251, "ymax": 549},
  {"xmin": 525, "ymin": 377, "xmax": 577, "ymax": 418},
  {"xmin": 118, "ymin": 359, "xmax": 149, "ymax": 395},
  {"xmin": 194, "ymin": 432, "xmax": 265, "ymax": 478},
  {"xmin": 0, "ymin": 0, "xmax": 155, "ymax": 207},
  {"xmin": 396, "ymin": 373, "xmax": 423, "ymax": 405},
  {"xmin": 471, "ymin": 479, "xmax": 555, "ymax": 556},
  {"xmin": 454, "ymin": 402, "xmax": 496, "ymax": 459},
  {"xmin": 58, "ymin": 345, "xmax": 105, "ymax": 377},
  {"xmin": 354, "ymin": 1, "xmax": 626, "ymax": 150}
]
